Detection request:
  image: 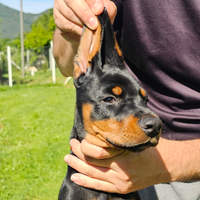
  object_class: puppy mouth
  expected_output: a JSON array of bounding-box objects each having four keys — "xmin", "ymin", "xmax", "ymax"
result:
[{"xmin": 106, "ymin": 135, "xmax": 160, "ymax": 152}]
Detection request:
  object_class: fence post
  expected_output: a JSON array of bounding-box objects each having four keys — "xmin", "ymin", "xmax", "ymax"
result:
[
  {"xmin": 49, "ymin": 47, "xmax": 52, "ymax": 70},
  {"xmin": 26, "ymin": 50, "xmax": 30, "ymax": 68},
  {"xmin": 50, "ymin": 41, "xmax": 56, "ymax": 84},
  {"xmin": 7, "ymin": 46, "xmax": 12, "ymax": 87}
]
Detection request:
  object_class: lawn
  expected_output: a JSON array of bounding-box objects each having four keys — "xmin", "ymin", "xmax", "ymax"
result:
[{"xmin": 0, "ymin": 70, "xmax": 76, "ymax": 199}]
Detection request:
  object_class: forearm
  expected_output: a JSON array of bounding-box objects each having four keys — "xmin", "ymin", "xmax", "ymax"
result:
[
  {"xmin": 53, "ymin": 28, "xmax": 79, "ymax": 77},
  {"xmin": 157, "ymin": 137, "xmax": 200, "ymax": 183}
]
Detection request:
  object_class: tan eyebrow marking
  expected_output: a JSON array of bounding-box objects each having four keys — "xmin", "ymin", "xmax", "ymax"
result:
[
  {"xmin": 140, "ymin": 88, "xmax": 146, "ymax": 97},
  {"xmin": 112, "ymin": 86, "xmax": 122, "ymax": 96}
]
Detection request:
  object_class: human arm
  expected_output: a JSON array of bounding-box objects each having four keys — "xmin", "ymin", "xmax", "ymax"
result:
[
  {"xmin": 53, "ymin": 0, "xmax": 117, "ymax": 77},
  {"xmin": 53, "ymin": 29, "xmax": 79, "ymax": 77},
  {"xmin": 64, "ymin": 137, "xmax": 200, "ymax": 194},
  {"xmin": 157, "ymin": 137, "xmax": 200, "ymax": 182}
]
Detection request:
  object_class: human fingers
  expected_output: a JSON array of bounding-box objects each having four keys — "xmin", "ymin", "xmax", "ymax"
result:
[
  {"xmin": 70, "ymin": 139, "xmax": 125, "ymax": 166},
  {"xmin": 71, "ymin": 173, "xmax": 122, "ymax": 193},
  {"xmin": 70, "ymin": 139, "xmax": 116, "ymax": 168},
  {"xmin": 65, "ymin": 152, "xmax": 144, "ymax": 193},
  {"xmin": 86, "ymin": 0, "xmax": 104, "ymax": 15},
  {"xmin": 54, "ymin": 0, "xmax": 117, "ymax": 42},
  {"xmin": 68, "ymin": 140, "xmax": 163, "ymax": 193},
  {"xmin": 86, "ymin": 0, "xmax": 117, "ymax": 20},
  {"xmin": 70, "ymin": 139, "xmax": 112, "ymax": 166},
  {"xmin": 64, "ymin": 154, "xmax": 113, "ymax": 182},
  {"xmin": 86, "ymin": 0, "xmax": 117, "ymax": 23},
  {"xmin": 54, "ymin": 0, "xmax": 82, "ymax": 27},
  {"xmin": 103, "ymin": 0, "xmax": 117, "ymax": 23},
  {"xmin": 54, "ymin": 0, "xmax": 83, "ymax": 36},
  {"xmin": 63, "ymin": 0, "xmax": 99, "ymax": 30},
  {"xmin": 63, "ymin": 0, "xmax": 117, "ymax": 29},
  {"xmin": 69, "ymin": 139, "xmax": 85, "ymax": 160},
  {"xmin": 64, "ymin": 154, "xmax": 132, "ymax": 193},
  {"xmin": 80, "ymin": 139, "xmax": 124, "ymax": 159},
  {"xmin": 70, "ymin": 140, "xmax": 159, "ymax": 182},
  {"xmin": 54, "ymin": 7, "xmax": 83, "ymax": 36}
]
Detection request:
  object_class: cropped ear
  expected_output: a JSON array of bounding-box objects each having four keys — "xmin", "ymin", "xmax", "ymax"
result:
[
  {"xmin": 97, "ymin": 9, "xmax": 123, "ymax": 66},
  {"xmin": 73, "ymin": 20, "xmax": 102, "ymax": 87},
  {"xmin": 73, "ymin": 8, "xmax": 124, "ymax": 87}
]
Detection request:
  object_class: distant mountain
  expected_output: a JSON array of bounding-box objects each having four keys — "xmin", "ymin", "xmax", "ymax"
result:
[{"xmin": 0, "ymin": 3, "xmax": 50, "ymax": 39}]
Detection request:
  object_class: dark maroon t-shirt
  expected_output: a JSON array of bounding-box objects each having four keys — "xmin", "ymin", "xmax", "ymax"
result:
[{"xmin": 112, "ymin": 0, "xmax": 200, "ymax": 140}]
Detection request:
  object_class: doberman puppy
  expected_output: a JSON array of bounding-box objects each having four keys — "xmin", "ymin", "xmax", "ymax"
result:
[{"xmin": 58, "ymin": 8, "xmax": 162, "ymax": 200}]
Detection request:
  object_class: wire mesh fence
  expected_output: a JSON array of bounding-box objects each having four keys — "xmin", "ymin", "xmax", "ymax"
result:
[{"xmin": 0, "ymin": 43, "xmax": 61, "ymax": 86}]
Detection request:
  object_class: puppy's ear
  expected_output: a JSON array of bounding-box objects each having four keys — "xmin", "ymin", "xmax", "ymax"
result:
[
  {"xmin": 73, "ymin": 22, "xmax": 102, "ymax": 87},
  {"xmin": 97, "ymin": 8, "xmax": 123, "ymax": 67},
  {"xmin": 73, "ymin": 8, "xmax": 123, "ymax": 87}
]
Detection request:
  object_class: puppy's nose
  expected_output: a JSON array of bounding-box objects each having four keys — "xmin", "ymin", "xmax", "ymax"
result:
[{"xmin": 139, "ymin": 117, "xmax": 162, "ymax": 138}]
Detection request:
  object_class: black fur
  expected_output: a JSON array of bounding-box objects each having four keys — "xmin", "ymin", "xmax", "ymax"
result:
[{"xmin": 58, "ymin": 9, "xmax": 162, "ymax": 200}]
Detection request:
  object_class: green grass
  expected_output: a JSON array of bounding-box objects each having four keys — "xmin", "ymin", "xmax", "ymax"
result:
[{"xmin": 0, "ymin": 70, "xmax": 76, "ymax": 199}]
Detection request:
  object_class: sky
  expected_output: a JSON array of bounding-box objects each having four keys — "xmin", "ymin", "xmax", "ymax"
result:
[{"xmin": 0, "ymin": 0, "xmax": 54, "ymax": 14}]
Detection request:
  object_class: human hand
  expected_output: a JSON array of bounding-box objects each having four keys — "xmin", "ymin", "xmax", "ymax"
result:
[
  {"xmin": 64, "ymin": 138, "xmax": 171, "ymax": 194},
  {"xmin": 53, "ymin": 0, "xmax": 117, "ymax": 44}
]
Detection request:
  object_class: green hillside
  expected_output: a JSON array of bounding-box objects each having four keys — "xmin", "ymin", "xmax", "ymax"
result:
[{"xmin": 0, "ymin": 3, "xmax": 46, "ymax": 39}]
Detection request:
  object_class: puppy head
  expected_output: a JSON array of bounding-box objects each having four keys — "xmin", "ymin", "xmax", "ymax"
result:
[{"xmin": 73, "ymin": 9, "xmax": 162, "ymax": 152}]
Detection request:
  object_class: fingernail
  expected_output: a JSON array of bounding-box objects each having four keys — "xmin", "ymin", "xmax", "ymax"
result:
[
  {"xmin": 71, "ymin": 175, "xmax": 79, "ymax": 183},
  {"xmin": 64, "ymin": 155, "xmax": 70, "ymax": 164},
  {"xmin": 89, "ymin": 17, "xmax": 98, "ymax": 29},
  {"xmin": 93, "ymin": 2, "xmax": 102, "ymax": 14}
]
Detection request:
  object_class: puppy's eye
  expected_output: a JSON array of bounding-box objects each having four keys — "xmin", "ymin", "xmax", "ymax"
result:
[{"xmin": 103, "ymin": 97, "xmax": 116, "ymax": 103}]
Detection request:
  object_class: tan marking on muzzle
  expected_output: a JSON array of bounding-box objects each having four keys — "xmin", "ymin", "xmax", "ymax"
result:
[{"xmin": 82, "ymin": 104, "xmax": 149, "ymax": 148}]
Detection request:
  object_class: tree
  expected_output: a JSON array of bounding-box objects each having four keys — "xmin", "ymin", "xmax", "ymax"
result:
[{"xmin": 15, "ymin": 9, "xmax": 56, "ymax": 53}]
